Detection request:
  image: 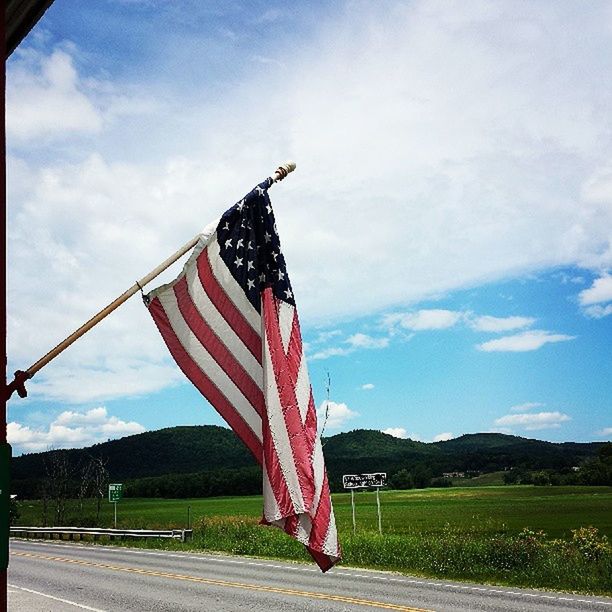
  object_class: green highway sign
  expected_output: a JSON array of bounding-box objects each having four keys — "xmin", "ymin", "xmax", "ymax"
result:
[{"xmin": 108, "ymin": 483, "xmax": 123, "ymax": 503}]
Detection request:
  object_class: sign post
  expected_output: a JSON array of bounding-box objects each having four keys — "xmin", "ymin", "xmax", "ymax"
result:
[
  {"xmin": 108, "ymin": 483, "xmax": 123, "ymax": 528},
  {"xmin": 342, "ymin": 473, "xmax": 386, "ymax": 535},
  {"xmin": 351, "ymin": 490, "xmax": 356, "ymax": 535}
]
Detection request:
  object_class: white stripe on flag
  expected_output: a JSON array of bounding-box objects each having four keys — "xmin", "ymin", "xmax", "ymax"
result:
[
  {"xmin": 262, "ymin": 467, "xmax": 281, "ymax": 521},
  {"xmin": 311, "ymin": 438, "xmax": 325, "ymax": 514},
  {"xmin": 185, "ymin": 255, "xmax": 263, "ymax": 388},
  {"xmin": 296, "ymin": 514, "xmax": 312, "ymax": 544},
  {"xmin": 322, "ymin": 505, "xmax": 339, "ymax": 557},
  {"xmin": 278, "ymin": 300, "xmax": 294, "ymax": 354},
  {"xmin": 159, "ymin": 290, "xmax": 263, "ymax": 443},
  {"xmin": 294, "ymin": 354, "xmax": 311, "ymax": 425},
  {"xmin": 208, "ymin": 236, "xmax": 261, "ymax": 333}
]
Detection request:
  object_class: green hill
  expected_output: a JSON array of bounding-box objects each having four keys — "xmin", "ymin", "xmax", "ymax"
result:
[
  {"xmin": 10, "ymin": 426, "xmax": 606, "ymax": 499},
  {"xmin": 434, "ymin": 433, "xmax": 601, "ymax": 474},
  {"xmin": 11, "ymin": 425, "xmax": 255, "ymax": 482},
  {"xmin": 435, "ymin": 433, "xmax": 529, "ymax": 449}
]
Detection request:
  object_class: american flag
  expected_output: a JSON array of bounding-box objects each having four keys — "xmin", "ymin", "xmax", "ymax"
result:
[{"xmin": 145, "ymin": 178, "xmax": 340, "ymax": 571}]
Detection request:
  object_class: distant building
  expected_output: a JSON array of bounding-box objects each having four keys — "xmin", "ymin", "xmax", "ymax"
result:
[{"xmin": 442, "ymin": 471, "xmax": 465, "ymax": 478}]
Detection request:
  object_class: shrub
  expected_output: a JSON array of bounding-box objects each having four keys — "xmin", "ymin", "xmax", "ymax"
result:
[{"xmin": 571, "ymin": 526, "xmax": 610, "ymax": 561}]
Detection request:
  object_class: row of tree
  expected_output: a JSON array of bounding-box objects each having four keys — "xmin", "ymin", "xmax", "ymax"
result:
[
  {"xmin": 16, "ymin": 450, "xmax": 109, "ymax": 526},
  {"xmin": 124, "ymin": 467, "xmax": 261, "ymax": 498},
  {"xmin": 503, "ymin": 444, "xmax": 612, "ymax": 487},
  {"xmin": 125, "ymin": 464, "xmax": 453, "ymax": 498}
]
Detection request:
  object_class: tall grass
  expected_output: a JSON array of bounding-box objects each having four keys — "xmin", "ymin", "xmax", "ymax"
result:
[{"xmin": 190, "ymin": 516, "xmax": 612, "ymax": 595}]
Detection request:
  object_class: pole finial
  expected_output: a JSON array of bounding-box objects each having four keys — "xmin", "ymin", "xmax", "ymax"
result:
[
  {"xmin": 273, "ymin": 161, "xmax": 296, "ymax": 182},
  {"xmin": 6, "ymin": 370, "xmax": 32, "ymax": 401}
]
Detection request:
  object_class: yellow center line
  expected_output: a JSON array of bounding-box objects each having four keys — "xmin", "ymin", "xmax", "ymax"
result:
[{"xmin": 13, "ymin": 551, "xmax": 431, "ymax": 611}]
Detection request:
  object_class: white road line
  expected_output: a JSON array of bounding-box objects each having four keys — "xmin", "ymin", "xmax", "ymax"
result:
[
  {"xmin": 8, "ymin": 584, "xmax": 107, "ymax": 611},
  {"xmin": 12, "ymin": 540, "xmax": 612, "ymax": 607}
]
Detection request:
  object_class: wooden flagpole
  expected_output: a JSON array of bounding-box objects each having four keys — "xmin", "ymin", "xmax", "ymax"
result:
[{"xmin": 6, "ymin": 162, "xmax": 296, "ymax": 400}]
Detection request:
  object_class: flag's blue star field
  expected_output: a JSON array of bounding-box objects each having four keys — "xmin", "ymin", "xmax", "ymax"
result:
[{"xmin": 217, "ymin": 178, "xmax": 295, "ymax": 312}]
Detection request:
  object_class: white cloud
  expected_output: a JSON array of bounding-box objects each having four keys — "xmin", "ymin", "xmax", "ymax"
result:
[
  {"xmin": 579, "ymin": 276, "xmax": 612, "ymax": 305},
  {"xmin": 382, "ymin": 427, "xmax": 407, "ymax": 439},
  {"xmin": 488, "ymin": 426, "xmax": 514, "ymax": 435},
  {"xmin": 470, "ymin": 315, "xmax": 535, "ymax": 333},
  {"xmin": 509, "ymin": 402, "xmax": 544, "ymax": 413},
  {"xmin": 494, "ymin": 411, "xmax": 571, "ymax": 431},
  {"xmin": 382, "ymin": 428, "xmax": 438, "ymax": 441},
  {"xmin": 6, "ymin": 151, "xmax": 217, "ymax": 403},
  {"xmin": 309, "ymin": 347, "xmax": 353, "ymax": 361},
  {"xmin": 6, "ymin": 48, "xmax": 153, "ymax": 144},
  {"xmin": 310, "ymin": 333, "xmax": 388, "ymax": 360},
  {"xmin": 583, "ymin": 304, "xmax": 612, "ymax": 318},
  {"xmin": 346, "ymin": 333, "xmax": 389, "ymax": 349},
  {"xmin": 313, "ymin": 330, "xmax": 342, "ymax": 344},
  {"xmin": 555, "ymin": 272, "xmax": 585, "ymax": 285},
  {"xmin": 596, "ymin": 427, "xmax": 612, "ymax": 437},
  {"xmin": 7, "ymin": 49, "xmax": 102, "ymax": 141},
  {"xmin": 7, "ymin": 2, "xmax": 612, "ymax": 403},
  {"xmin": 24, "ymin": 358, "xmax": 186, "ymax": 405},
  {"xmin": 8, "ymin": 407, "xmax": 145, "ymax": 454},
  {"xmin": 579, "ymin": 276, "xmax": 612, "ymax": 318},
  {"xmin": 55, "ymin": 407, "xmax": 108, "ymax": 426},
  {"xmin": 384, "ymin": 311, "xmax": 536, "ymax": 335},
  {"xmin": 384, "ymin": 309, "xmax": 463, "ymax": 332},
  {"xmin": 477, "ymin": 330, "xmax": 575, "ymax": 352},
  {"xmin": 361, "ymin": 383, "xmax": 375, "ymax": 390},
  {"xmin": 581, "ymin": 161, "xmax": 612, "ymax": 204},
  {"xmin": 433, "ymin": 432, "xmax": 455, "ymax": 442},
  {"xmin": 317, "ymin": 401, "xmax": 358, "ymax": 430}
]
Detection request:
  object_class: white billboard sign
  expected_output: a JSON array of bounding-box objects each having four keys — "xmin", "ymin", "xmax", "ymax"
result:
[{"xmin": 342, "ymin": 472, "xmax": 387, "ymax": 489}]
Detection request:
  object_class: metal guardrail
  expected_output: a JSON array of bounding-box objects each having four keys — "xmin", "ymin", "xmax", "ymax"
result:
[{"xmin": 10, "ymin": 526, "xmax": 193, "ymax": 543}]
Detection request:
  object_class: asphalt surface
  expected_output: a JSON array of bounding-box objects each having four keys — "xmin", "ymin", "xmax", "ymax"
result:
[{"xmin": 8, "ymin": 539, "xmax": 612, "ymax": 611}]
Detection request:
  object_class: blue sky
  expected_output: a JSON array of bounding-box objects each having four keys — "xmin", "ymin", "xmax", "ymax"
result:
[{"xmin": 6, "ymin": 1, "xmax": 612, "ymax": 455}]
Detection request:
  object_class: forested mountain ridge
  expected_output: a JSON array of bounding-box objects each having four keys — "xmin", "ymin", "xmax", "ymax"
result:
[
  {"xmin": 11, "ymin": 426, "xmax": 607, "ymax": 498},
  {"xmin": 11, "ymin": 425, "xmax": 255, "ymax": 481}
]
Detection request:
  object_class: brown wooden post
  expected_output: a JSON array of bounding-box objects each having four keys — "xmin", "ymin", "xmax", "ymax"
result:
[{"xmin": 1, "ymin": 12, "xmax": 8, "ymax": 610}]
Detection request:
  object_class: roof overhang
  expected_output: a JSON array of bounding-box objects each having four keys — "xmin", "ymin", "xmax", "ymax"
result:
[{"xmin": 6, "ymin": 0, "xmax": 56, "ymax": 58}]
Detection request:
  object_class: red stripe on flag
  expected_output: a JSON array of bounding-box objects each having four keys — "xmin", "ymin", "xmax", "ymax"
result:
[
  {"xmin": 148, "ymin": 296, "xmax": 263, "ymax": 463},
  {"xmin": 287, "ymin": 312, "xmax": 317, "ymax": 448},
  {"xmin": 262, "ymin": 414, "xmax": 300, "ymax": 517},
  {"xmin": 197, "ymin": 247, "xmax": 262, "ymax": 363},
  {"xmin": 262, "ymin": 288, "xmax": 315, "ymax": 511},
  {"xmin": 308, "ymin": 470, "xmax": 333, "ymax": 552},
  {"xmin": 283, "ymin": 514, "xmax": 299, "ymax": 538},
  {"xmin": 286, "ymin": 312, "xmax": 303, "ymax": 387},
  {"xmin": 304, "ymin": 391, "xmax": 318, "ymax": 450},
  {"xmin": 288, "ymin": 312, "xmax": 318, "ymax": 448},
  {"xmin": 173, "ymin": 276, "xmax": 264, "ymax": 417},
  {"xmin": 307, "ymin": 548, "xmax": 335, "ymax": 573}
]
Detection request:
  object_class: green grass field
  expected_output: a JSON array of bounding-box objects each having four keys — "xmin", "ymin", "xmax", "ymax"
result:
[
  {"xmin": 334, "ymin": 486, "xmax": 612, "ymax": 539},
  {"xmin": 15, "ymin": 485, "xmax": 612, "ymax": 595},
  {"xmin": 17, "ymin": 485, "xmax": 612, "ymax": 539},
  {"xmin": 452, "ymin": 470, "xmax": 506, "ymax": 487}
]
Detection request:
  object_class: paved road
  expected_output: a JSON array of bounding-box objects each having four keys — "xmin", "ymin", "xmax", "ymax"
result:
[{"xmin": 8, "ymin": 539, "xmax": 612, "ymax": 611}]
